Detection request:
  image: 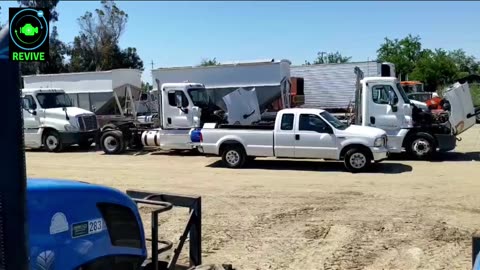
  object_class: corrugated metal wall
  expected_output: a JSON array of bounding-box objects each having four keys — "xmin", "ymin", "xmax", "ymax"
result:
[{"xmin": 291, "ymin": 61, "xmax": 381, "ymax": 109}]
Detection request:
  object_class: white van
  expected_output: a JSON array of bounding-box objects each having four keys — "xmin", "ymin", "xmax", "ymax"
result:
[{"xmin": 21, "ymin": 88, "xmax": 99, "ymax": 152}]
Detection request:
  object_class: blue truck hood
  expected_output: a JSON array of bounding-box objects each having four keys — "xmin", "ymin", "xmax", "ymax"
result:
[{"xmin": 26, "ymin": 178, "xmax": 147, "ymax": 269}]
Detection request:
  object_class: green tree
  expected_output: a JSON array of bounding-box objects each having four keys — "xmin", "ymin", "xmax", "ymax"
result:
[
  {"xmin": 377, "ymin": 34, "xmax": 422, "ymax": 80},
  {"xmin": 141, "ymin": 82, "xmax": 153, "ymax": 92},
  {"xmin": 313, "ymin": 51, "xmax": 351, "ymax": 64},
  {"xmin": 69, "ymin": 0, "xmax": 143, "ymax": 71},
  {"xmin": 410, "ymin": 49, "xmax": 459, "ymax": 92},
  {"xmin": 448, "ymin": 49, "xmax": 479, "ymax": 77},
  {"xmin": 200, "ymin": 57, "xmax": 220, "ymax": 66}
]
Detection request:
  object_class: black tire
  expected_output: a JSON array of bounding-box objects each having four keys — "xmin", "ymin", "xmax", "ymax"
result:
[
  {"xmin": 43, "ymin": 130, "xmax": 63, "ymax": 152},
  {"xmin": 78, "ymin": 140, "xmax": 93, "ymax": 150},
  {"xmin": 100, "ymin": 130, "xmax": 126, "ymax": 154},
  {"xmin": 406, "ymin": 132, "xmax": 436, "ymax": 159},
  {"xmin": 476, "ymin": 113, "xmax": 480, "ymax": 124},
  {"xmin": 344, "ymin": 147, "xmax": 371, "ymax": 173},
  {"xmin": 221, "ymin": 145, "xmax": 246, "ymax": 168}
]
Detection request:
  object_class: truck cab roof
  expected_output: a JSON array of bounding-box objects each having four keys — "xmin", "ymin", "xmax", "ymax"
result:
[
  {"xmin": 279, "ymin": 108, "xmax": 326, "ymax": 114},
  {"xmin": 361, "ymin": 77, "xmax": 398, "ymax": 84},
  {"xmin": 161, "ymin": 83, "xmax": 205, "ymax": 89},
  {"xmin": 21, "ymin": 88, "xmax": 65, "ymax": 94}
]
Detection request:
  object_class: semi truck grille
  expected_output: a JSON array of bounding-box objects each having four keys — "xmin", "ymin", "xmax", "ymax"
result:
[{"xmin": 77, "ymin": 115, "xmax": 98, "ymax": 131}]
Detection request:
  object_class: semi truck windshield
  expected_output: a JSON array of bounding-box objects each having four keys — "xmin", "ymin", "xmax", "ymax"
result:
[
  {"xmin": 320, "ymin": 111, "xmax": 348, "ymax": 130},
  {"xmin": 188, "ymin": 88, "xmax": 211, "ymax": 106},
  {"xmin": 36, "ymin": 93, "xmax": 73, "ymax": 108}
]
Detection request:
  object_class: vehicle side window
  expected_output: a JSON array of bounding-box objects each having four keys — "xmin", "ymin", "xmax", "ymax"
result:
[
  {"xmin": 280, "ymin": 113, "xmax": 294, "ymax": 130},
  {"xmin": 372, "ymin": 85, "xmax": 398, "ymax": 104},
  {"xmin": 167, "ymin": 91, "xmax": 189, "ymax": 107},
  {"xmin": 22, "ymin": 95, "xmax": 36, "ymax": 110},
  {"xmin": 299, "ymin": 114, "xmax": 330, "ymax": 133}
]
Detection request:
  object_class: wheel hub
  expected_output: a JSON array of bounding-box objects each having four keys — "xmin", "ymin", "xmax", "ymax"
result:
[
  {"xmin": 349, "ymin": 153, "xmax": 366, "ymax": 169},
  {"xmin": 104, "ymin": 136, "xmax": 118, "ymax": 152},
  {"xmin": 46, "ymin": 135, "xmax": 58, "ymax": 149},
  {"xmin": 412, "ymin": 139, "xmax": 430, "ymax": 156},
  {"xmin": 225, "ymin": 150, "xmax": 240, "ymax": 165}
]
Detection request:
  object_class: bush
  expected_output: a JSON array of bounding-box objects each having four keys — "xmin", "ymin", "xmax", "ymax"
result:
[{"xmin": 471, "ymin": 83, "xmax": 480, "ymax": 107}]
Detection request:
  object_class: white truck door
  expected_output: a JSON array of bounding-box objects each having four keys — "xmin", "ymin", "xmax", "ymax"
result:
[
  {"xmin": 444, "ymin": 82, "xmax": 476, "ymax": 135},
  {"xmin": 294, "ymin": 113, "xmax": 337, "ymax": 159},
  {"xmin": 22, "ymin": 95, "xmax": 42, "ymax": 147},
  {"xmin": 274, "ymin": 112, "xmax": 295, "ymax": 157},
  {"xmin": 164, "ymin": 90, "xmax": 191, "ymax": 129},
  {"xmin": 367, "ymin": 84, "xmax": 404, "ymax": 131}
]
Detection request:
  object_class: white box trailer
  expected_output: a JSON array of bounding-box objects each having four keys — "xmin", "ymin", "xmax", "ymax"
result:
[
  {"xmin": 291, "ymin": 61, "xmax": 396, "ymax": 111},
  {"xmin": 152, "ymin": 59, "xmax": 292, "ymax": 111},
  {"xmin": 22, "ymin": 69, "xmax": 143, "ymax": 116}
]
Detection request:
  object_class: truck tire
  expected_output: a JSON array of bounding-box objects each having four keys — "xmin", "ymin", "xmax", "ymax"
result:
[
  {"xmin": 221, "ymin": 145, "xmax": 246, "ymax": 168},
  {"xmin": 344, "ymin": 148, "xmax": 371, "ymax": 173},
  {"xmin": 101, "ymin": 130, "xmax": 126, "ymax": 154},
  {"xmin": 43, "ymin": 130, "xmax": 64, "ymax": 152},
  {"xmin": 407, "ymin": 132, "xmax": 436, "ymax": 159}
]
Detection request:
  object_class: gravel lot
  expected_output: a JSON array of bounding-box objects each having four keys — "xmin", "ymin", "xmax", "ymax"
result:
[{"xmin": 26, "ymin": 125, "xmax": 480, "ymax": 270}]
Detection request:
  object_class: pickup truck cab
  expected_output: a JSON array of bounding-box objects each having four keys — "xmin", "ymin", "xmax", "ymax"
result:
[{"xmin": 198, "ymin": 108, "xmax": 389, "ymax": 172}]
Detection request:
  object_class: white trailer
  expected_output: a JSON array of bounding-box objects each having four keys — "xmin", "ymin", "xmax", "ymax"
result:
[
  {"xmin": 152, "ymin": 59, "xmax": 293, "ymax": 112},
  {"xmin": 22, "ymin": 69, "xmax": 144, "ymax": 125},
  {"xmin": 291, "ymin": 61, "xmax": 396, "ymax": 111}
]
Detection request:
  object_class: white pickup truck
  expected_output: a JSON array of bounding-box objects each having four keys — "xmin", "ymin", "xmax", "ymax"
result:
[{"xmin": 197, "ymin": 108, "xmax": 389, "ymax": 172}]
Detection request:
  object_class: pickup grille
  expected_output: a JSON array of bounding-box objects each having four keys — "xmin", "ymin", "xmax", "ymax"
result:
[{"xmin": 78, "ymin": 115, "xmax": 98, "ymax": 131}]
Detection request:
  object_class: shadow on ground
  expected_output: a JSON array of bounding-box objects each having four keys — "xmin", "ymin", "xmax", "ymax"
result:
[
  {"xmin": 206, "ymin": 159, "xmax": 413, "ymax": 174},
  {"xmin": 388, "ymin": 152, "xmax": 480, "ymax": 162}
]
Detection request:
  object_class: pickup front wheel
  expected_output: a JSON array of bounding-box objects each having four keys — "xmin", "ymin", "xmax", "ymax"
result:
[
  {"xmin": 221, "ymin": 145, "xmax": 246, "ymax": 168},
  {"xmin": 344, "ymin": 148, "xmax": 371, "ymax": 173}
]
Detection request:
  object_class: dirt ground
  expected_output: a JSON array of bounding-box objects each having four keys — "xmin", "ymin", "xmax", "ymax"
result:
[{"xmin": 26, "ymin": 125, "xmax": 480, "ymax": 270}]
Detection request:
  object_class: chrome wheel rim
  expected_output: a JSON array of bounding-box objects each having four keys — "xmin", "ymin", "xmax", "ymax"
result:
[
  {"xmin": 225, "ymin": 150, "xmax": 240, "ymax": 165},
  {"xmin": 349, "ymin": 152, "xmax": 366, "ymax": 169},
  {"xmin": 46, "ymin": 135, "xmax": 58, "ymax": 150},
  {"xmin": 104, "ymin": 136, "xmax": 118, "ymax": 152},
  {"xmin": 412, "ymin": 139, "xmax": 430, "ymax": 156}
]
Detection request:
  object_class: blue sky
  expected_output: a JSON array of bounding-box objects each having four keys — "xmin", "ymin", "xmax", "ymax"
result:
[{"xmin": 1, "ymin": 1, "xmax": 479, "ymax": 83}]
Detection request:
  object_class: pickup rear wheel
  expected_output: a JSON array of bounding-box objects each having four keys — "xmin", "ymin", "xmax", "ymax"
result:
[
  {"xmin": 344, "ymin": 148, "xmax": 371, "ymax": 173},
  {"xmin": 221, "ymin": 145, "xmax": 246, "ymax": 168}
]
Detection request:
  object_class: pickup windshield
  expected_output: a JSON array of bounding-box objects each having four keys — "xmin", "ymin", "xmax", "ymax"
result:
[
  {"xmin": 36, "ymin": 93, "xmax": 73, "ymax": 109},
  {"xmin": 320, "ymin": 111, "xmax": 348, "ymax": 130},
  {"xmin": 188, "ymin": 88, "xmax": 211, "ymax": 106}
]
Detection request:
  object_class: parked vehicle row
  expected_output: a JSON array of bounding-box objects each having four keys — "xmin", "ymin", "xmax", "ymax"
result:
[{"xmin": 20, "ymin": 63, "xmax": 479, "ymax": 173}]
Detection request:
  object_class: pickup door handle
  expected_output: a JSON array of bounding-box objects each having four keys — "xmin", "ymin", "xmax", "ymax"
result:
[{"xmin": 295, "ymin": 134, "xmax": 300, "ymax": 140}]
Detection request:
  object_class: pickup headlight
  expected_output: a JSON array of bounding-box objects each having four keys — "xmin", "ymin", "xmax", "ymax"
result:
[
  {"xmin": 64, "ymin": 124, "xmax": 78, "ymax": 132},
  {"xmin": 374, "ymin": 137, "xmax": 385, "ymax": 147}
]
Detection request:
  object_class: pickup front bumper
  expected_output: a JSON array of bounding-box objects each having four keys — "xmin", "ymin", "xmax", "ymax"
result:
[{"xmin": 371, "ymin": 147, "xmax": 389, "ymax": 162}]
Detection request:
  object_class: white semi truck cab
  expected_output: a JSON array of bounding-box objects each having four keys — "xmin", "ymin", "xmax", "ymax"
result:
[
  {"xmin": 355, "ymin": 76, "xmax": 476, "ymax": 158},
  {"xmin": 21, "ymin": 88, "xmax": 99, "ymax": 152}
]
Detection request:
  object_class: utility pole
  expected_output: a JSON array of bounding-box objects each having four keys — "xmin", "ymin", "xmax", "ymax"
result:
[{"xmin": 150, "ymin": 60, "xmax": 154, "ymax": 70}]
